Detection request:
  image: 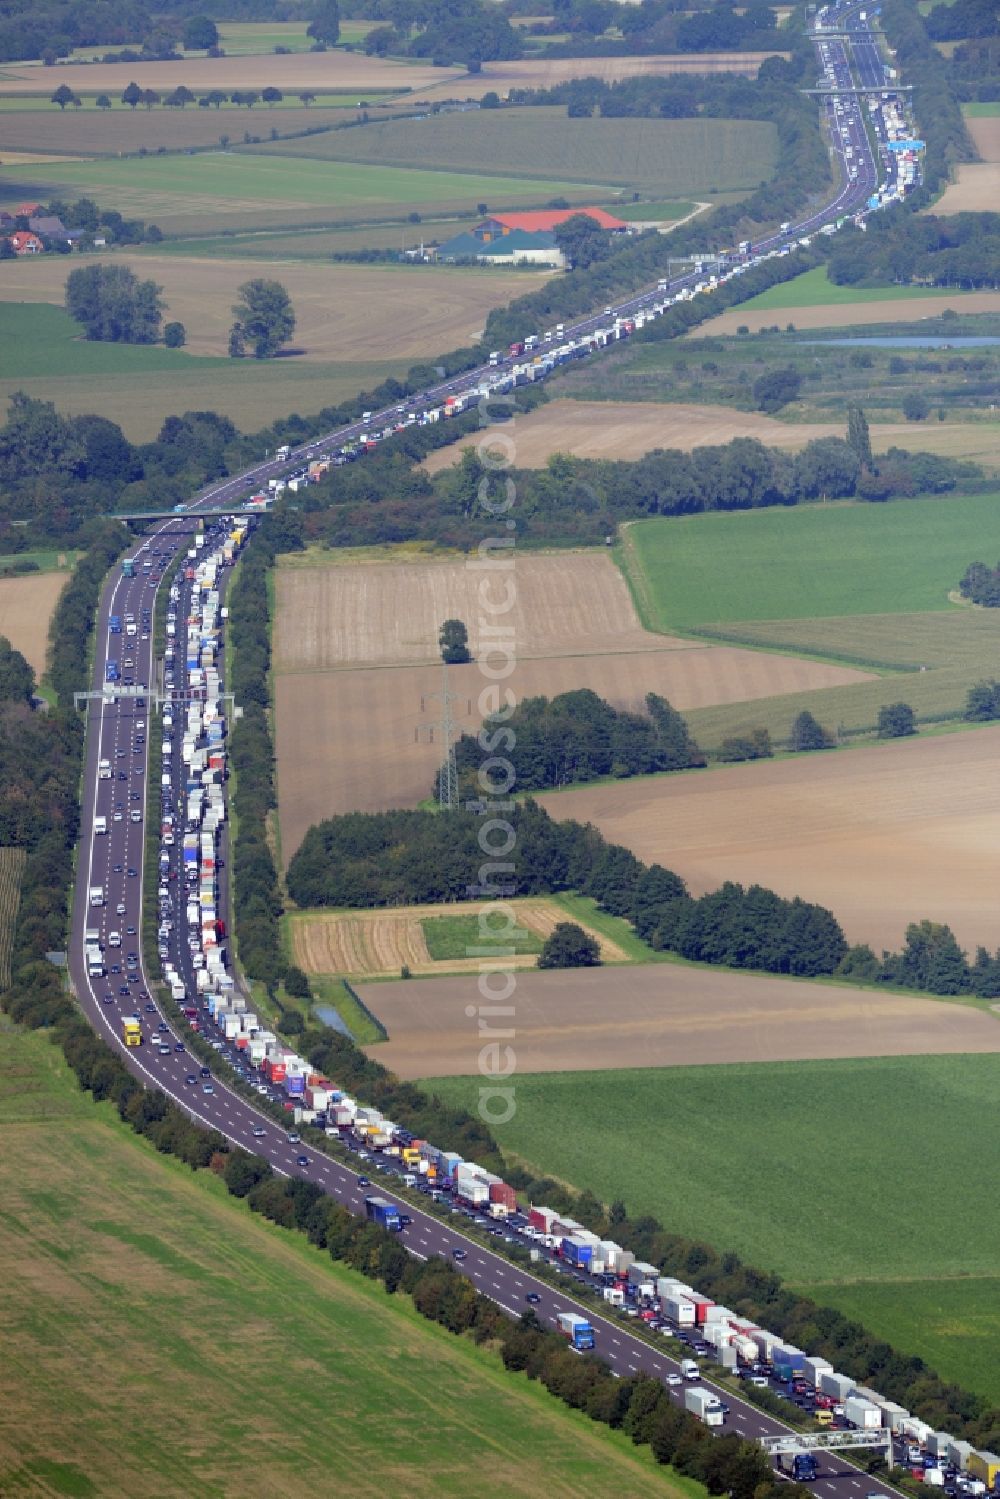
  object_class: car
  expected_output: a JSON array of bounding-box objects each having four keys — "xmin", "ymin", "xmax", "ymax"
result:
[
  {"xmin": 157, "ymin": 1022, "xmax": 168, "ymax": 1032},
  {"xmin": 356, "ymin": 1176, "xmax": 370, "ymax": 1187},
  {"xmin": 127, "ymin": 867, "xmax": 137, "ymax": 878},
  {"xmin": 287, "ymin": 1132, "xmax": 300, "ymax": 1143},
  {"xmin": 119, "ymin": 984, "xmax": 130, "ymax": 996},
  {"xmin": 202, "ymin": 1083, "xmax": 214, "ymax": 1094},
  {"xmin": 174, "ymin": 1042, "xmax": 185, "ymax": 1052},
  {"xmin": 252, "ymin": 1126, "xmax": 266, "ymax": 1138},
  {"xmin": 452, "ymin": 1248, "xmax": 466, "ymax": 1260},
  {"xmin": 666, "ymin": 1374, "xmax": 683, "ymax": 1387},
  {"xmin": 116, "ymin": 902, "xmax": 127, "ymax": 915},
  {"xmin": 200, "ymin": 1066, "xmax": 211, "ymax": 1077},
  {"xmin": 114, "ymin": 863, "xmax": 123, "ymax": 874},
  {"xmin": 296, "ymin": 1155, "xmax": 310, "ymax": 1167},
  {"xmin": 525, "ymin": 1292, "xmax": 541, "ymax": 1304},
  {"xmin": 866, "ymin": 1492, "xmax": 883, "ymax": 1499},
  {"xmin": 158, "ymin": 1043, "xmax": 171, "ymax": 1054},
  {"xmin": 109, "ymin": 963, "xmax": 121, "ymax": 975},
  {"xmin": 102, "ymin": 993, "xmax": 115, "ymax": 1005}
]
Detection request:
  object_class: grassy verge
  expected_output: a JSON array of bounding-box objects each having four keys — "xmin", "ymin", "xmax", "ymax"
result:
[
  {"xmin": 0, "ymin": 1026, "xmax": 685, "ymax": 1497},
  {"xmin": 310, "ymin": 973, "xmax": 386, "ymax": 1045}
]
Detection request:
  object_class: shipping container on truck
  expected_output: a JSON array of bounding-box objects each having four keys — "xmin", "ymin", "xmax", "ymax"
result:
[
  {"xmin": 627, "ymin": 1260, "xmax": 658, "ymax": 1287},
  {"xmin": 557, "ymin": 1313, "xmax": 595, "ymax": 1351},
  {"xmin": 845, "ymin": 1397, "xmax": 882, "ymax": 1431},
  {"xmin": 685, "ymin": 1387, "xmax": 724, "ymax": 1428},
  {"xmin": 777, "ymin": 1447, "xmax": 819, "ymax": 1481},
  {"xmin": 364, "ymin": 1196, "xmax": 402, "ymax": 1232},
  {"xmin": 803, "ymin": 1356, "xmax": 833, "ymax": 1388},
  {"xmin": 968, "ymin": 1455, "xmax": 1000, "ymax": 1488},
  {"xmin": 820, "ymin": 1371, "xmax": 855, "ymax": 1401}
]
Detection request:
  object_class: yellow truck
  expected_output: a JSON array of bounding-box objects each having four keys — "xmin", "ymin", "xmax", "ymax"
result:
[
  {"xmin": 968, "ymin": 1454, "xmax": 1000, "ymax": 1488},
  {"xmin": 122, "ymin": 1016, "xmax": 142, "ymax": 1048}
]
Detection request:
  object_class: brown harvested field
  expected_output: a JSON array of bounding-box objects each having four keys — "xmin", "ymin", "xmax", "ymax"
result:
[
  {"xmin": 420, "ymin": 398, "xmax": 997, "ymax": 473},
  {"xmin": 535, "ymin": 727, "xmax": 1000, "ymax": 954},
  {"xmin": 359, "ymin": 962, "xmax": 1000, "ymax": 1077},
  {"xmin": 0, "ymin": 105, "xmax": 367, "ymax": 157},
  {"xmin": 401, "ymin": 51, "xmax": 787, "ymax": 105},
  {"xmin": 0, "ymin": 53, "xmax": 457, "ymax": 95},
  {"xmin": 968, "ymin": 116, "xmax": 1000, "ymax": 162},
  {"xmin": 273, "ymin": 550, "xmax": 873, "ymax": 858},
  {"xmin": 0, "ymin": 256, "xmax": 545, "ymax": 362},
  {"xmin": 934, "ymin": 117, "xmax": 1000, "ymax": 214},
  {"xmin": 289, "ymin": 899, "xmax": 624, "ymax": 978},
  {"xmin": 697, "ymin": 289, "xmax": 1000, "ymax": 336},
  {"xmin": 0, "ymin": 571, "xmax": 67, "ymax": 678}
]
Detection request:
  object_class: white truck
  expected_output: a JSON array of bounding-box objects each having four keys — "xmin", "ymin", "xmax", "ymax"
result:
[
  {"xmin": 86, "ymin": 943, "xmax": 104, "ymax": 977},
  {"xmin": 685, "ymin": 1387, "xmax": 724, "ymax": 1427},
  {"xmin": 88, "ymin": 885, "xmax": 104, "ymax": 907},
  {"xmin": 94, "ymin": 815, "xmax": 107, "ymax": 835},
  {"xmin": 680, "ymin": 1359, "xmax": 700, "ymax": 1380},
  {"xmin": 98, "ymin": 759, "xmax": 111, "ymax": 780}
]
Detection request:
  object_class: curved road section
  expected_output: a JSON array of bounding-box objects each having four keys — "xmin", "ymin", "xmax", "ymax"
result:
[{"xmin": 68, "ymin": 6, "xmax": 912, "ymax": 1489}]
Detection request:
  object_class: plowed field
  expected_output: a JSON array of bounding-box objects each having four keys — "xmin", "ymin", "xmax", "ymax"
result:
[
  {"xmin": 0, "ymin": 570, "xmax": 68, "ymax": 678},
  {"xmin": 273, "ymin": 551, "xmax": 873, "ymax": 859},
  {"xmin": 290, "ymin": 899, "xmax": 623, "ymax": 978},
  {"xmin": 359, "ymin": 961, "xmax": 1000, "ymax": 1078},
  {"xmin": 935, "ymin": 117, "xmax": 1000, "ymax": 214},
  {"xmin": 535, "ymin": 726, "xmax": 1000, "ymax": 953}
]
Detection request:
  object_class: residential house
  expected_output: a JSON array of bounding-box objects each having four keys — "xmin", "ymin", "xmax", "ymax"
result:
[
  {"xmin": 16, "ymin": 202, "xmax": 43, "ymax": 217},
  {"xmin": 9, "ymin": 231, "xmax": 44, "ymax": 255}
]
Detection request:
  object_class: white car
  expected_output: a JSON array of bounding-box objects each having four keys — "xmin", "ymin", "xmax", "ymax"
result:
[{"xmin": 666, "ymin": 1374, "xmax": 683, "ymax": 1387}]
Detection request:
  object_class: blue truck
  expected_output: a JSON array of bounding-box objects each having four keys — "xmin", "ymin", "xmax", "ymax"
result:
[
  {"xmin": 365, "ymin": 1196, "xmax": 402, "ymax": 1232},
  {"xmin": 109, "ymin": 615, "xmax": 122, "ymax": 635},
  {"xmin": 557, "ymin": 1313, "xmax": 595, "ymax": 1351},
  {"xmin": 105, "ymin": 660, "xmax": 119, "ymax": 683},
  {"xmin": 777, "ymin": 1447, "xmax": 819, "ymax": 1482}
]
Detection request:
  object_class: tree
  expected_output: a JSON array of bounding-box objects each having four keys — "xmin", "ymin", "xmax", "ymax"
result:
[
  {"xmin": 50, "ymin": 84, "xmax": 77, "ymax": 110},
  {"xmin": 121, "ymin": 81, "xmax": 142, "ymax": 110},
  {"xmin": 964, "ymin": 680, "xmax": 1000, "ymax": 722},
  {"xmin": 846, "ymin": 404, "xmax": 873, "ymax": 470},
  {"xmin": 163, "ymin": 321, "xmax": 186, "ymax": 348},
  {"xmin": 876, "ymin": 701, "xmax": 916, "ymax": 739},
  {"xmin": 554, "ymin": 213, "xmax": 613, "ymax": 269},
  {"xmin": 208, "ymin": 89, "xmax": 227, "ymax": 109},
  {"xmin": 96, "ymin": 94, "xmax": 112, "ymax": 111},
  {"xmin": 262, "ymin": 86, "xmax": 284, "ymax": 106},
  {"xmin": 230, "ymin": 278, "xmax": 295, "ymax": 359},
  {"xmin": 228, "ymin": 325, "xmax": 245, "ymax": 358},
  {"xmin": 0, "ymin": 636, "xmax": 35, "ymax": 703},
  {"xmin": 140, "ymin": 88, "xmax": 160, "ymax": 110},
  {"xmin": 439, "ymin": 617, "xmax": 471, "ymax": 664},
  {"xmin": 790, "ymin": 710, "xmax": 831, "ymax": 751},
  {"xmin": 903, "ymin": 391, "xmax": 930, "ymax": 421},
  {"xmin": 753, "ymin": 367, "xmax": 801, "ymax": 412},
  {"xmin": 299, "ymin": 91, "xmax": 317, "ymax": 105},
  {"xmin": 183, "ymin": 14, "xmax": 219, "ymax": 50},
  {"xmin": 308, "ymin": 0, "xmax": 341, "ymax": 45},
  {"xmin": 65, "ymin": 263, "xmax": 164, "ymax": 344},
  {"xmin": 538, "ymin": 921, "xmax": 601, "ymax": 969},
  {"xmin": 165, "ymin": 86, "xmax": 195, "ymax": 109},
  {"xmin": 0, "ymin": 238, "xmax": 15, "ymax": 261}
]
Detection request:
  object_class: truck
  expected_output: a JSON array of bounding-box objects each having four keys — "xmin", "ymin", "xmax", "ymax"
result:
[
  {"xmin": 681, "ymin": 1359, "xmax": 700, "ymax": 1380},
  {"xmin": 685, "ymin": 1387, "xmax": 724, "ymax": 1428},
  {"xmin": 557, "ymin": 1313, "xmax": 595, "ymax": 1352},
  {"xmin": 844, "ymin": 1396, "xmax": 882, "ymax": 1431},
  {"xmin": 86, "ymin": 943, "xmax": 104, "ymax": 977},
  {"xmin": 122, "ymin": 558, "xmax": 135, "ymax": 577},
  {"xmin": 109, "ymin": 615, "xmax": 121, "ymax": 635},
  {"xmin": 89, "ymin": 885, "xmax": 104, "ymax": 907},
  {"xmin": 123, "ymin": 1016, "xmax": 142, "ymax": 1047},
  {"xmin": 94, "ymin": 815, "xmax": 107, "ymax": 835},
  {"xmin": 777, "ymin": 1446, "xmax": 819, "ymax": 1482},
  {"xmin": 364, "ymin": 1196, "xmax": 402, "ymax": 1232},
  {"xmin": 275, "ymin": 443, "xmax": 291, "ymax": 459}
]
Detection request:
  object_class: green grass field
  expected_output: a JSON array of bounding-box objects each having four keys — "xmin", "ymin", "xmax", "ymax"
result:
[
  {"xmin": 963, "ymin": 102, "xmax": 1000, "ymax": 117},
  {"xmin": 424, "ymin": 1054, "xmax": 1000, "ymax": 1402},
  {"xmin": 732, "ymin": 265, "xmax": 980, "ymax": 312},
  {"xmin": 621, "ymin": 493, "xmax": 1000, "ymax": 631},
  {"xmin": 422, "ymin": 913, "xmax": 544, "ymax": 961},
  {"xmin": 0, "ymin": 302, "xmax": 409, "ymax": 439},
  {"xmin": 242, "ymin": 110, "xmax": 777, "ymax": 197},
  {"xmin": 0, "ymin": 1025, "xmax": 683, "ymax": 1496},
  {"xmin": 8, "ymin": 150, "xmax": 605, "ymax": 232}
]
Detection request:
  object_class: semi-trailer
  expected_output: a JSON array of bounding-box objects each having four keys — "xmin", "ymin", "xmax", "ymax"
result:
[
  {"xmin": 364, "ymin": 1196, "xmax": 402, "ymax": 1232},
  {"xmin": 685, "ymin": 1387, "xmax": 724, "ymax": 1427},
  {"xmin": 844, "ymin": 1396, "xmax": 882, "ymax": 1431},
  {"xmin": 777, "ymin": 1446, "xmax": 819, "ymax": 1482},
  {"xmin": 557, "ymin": 1313, "xmax": 595, "ymax": 1351}
]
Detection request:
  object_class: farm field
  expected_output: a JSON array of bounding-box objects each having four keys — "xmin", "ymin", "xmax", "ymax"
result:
[
  {"xmin": 0, "ymin": 53, "xmax": 460, "ymax": 97},
  {"xmin": 131, "ymin": 219, "xmax": 473, "ymax": 261},
  {"xmin": 0, "ymin": 849, "xmax": 26, "ymax": 990},
  {"xmin": 272, "ymin": 550, "xmax": 872, "ymax": 854},
  {"xmin": 725, "ymin": 264, "xmax": 984, "ymax": 312},
  {"xmin": 0, "ymin": 567, "xmax": 69, "ymax": 679},
  {"xmin": 0, "ymin": 256, "xmax": 545, "ymax": 363},
  {"xmin": 621, "ymin": 494, "xmax": 1000, "ymax": 630},
  {"xmin": 420, "ymin": 397, "xmax": 996, "ymax": 473},
  {"xmin": 0, "ymin": 302, "xmax": 405, "ymax": 440},
  {"xmin": 0, "ymin": 1027, "xmax": 675, "ymax": 1499},
  {"xmin": 243, "ymin": 111, "xmax": 778, "ymax": 197},
  {"xmin": 934, "ymin": 115, "xmax": 1000, "ymax": 214},
  {"xmin": 0, "ymin": 103, "xmax": 374, "ymax": 157},
  {"xmin": 288, "ymin": 897, "xmax": 623, "ymax": 980},
  {"xmin": 359, "ymin": 961, "xmax": 1000, "ymax": 1078},
  {"xmin": 536, "ymin": 727, "xmax": 1000, "ymax": 952},
  {"xmin": 695, "ymin": 288, "xmax": 1000, "ymax": 336},
  {"xmin": 423, "ymin": 1054, "xmax": 1000, "ymax": 1401},
  {"xmin": 0, "ymin": 151, "xmax": 595, "ymax": 235}
]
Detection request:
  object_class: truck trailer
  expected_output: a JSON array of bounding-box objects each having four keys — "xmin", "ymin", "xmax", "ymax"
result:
[
  {"xmin": 685, "ymin": 1387, "xmax": 724, "ymax": 1427},
  {"xmin": 364, "ymin": 1196, "xmax": 402, "ymax": 1232},
  {"xmin": 557, "ymin": 1313, "xmax": 595, "ymax": 1351}
]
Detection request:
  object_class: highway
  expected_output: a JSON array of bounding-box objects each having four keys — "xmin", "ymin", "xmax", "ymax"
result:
[{"xmin": 65, "ymin": 4, "xmax": 914, "ymax": 1489}]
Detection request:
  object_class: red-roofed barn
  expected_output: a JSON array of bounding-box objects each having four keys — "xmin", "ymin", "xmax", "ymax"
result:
[{"xmin": 476, "ymin": 207, "xmax": 627, "ymax": 242}]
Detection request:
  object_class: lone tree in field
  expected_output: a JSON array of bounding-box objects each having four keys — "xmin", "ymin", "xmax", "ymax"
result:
[
  {"xmin": 121, "ymin": 80, "xmax": 142, "ymax": 109},
  {"xmin": 230, "ymin": 278, "xmax": 296, "ymax": 359},
  {"xmin": 538, "ymin": 921, "xmax": 601, "ymax": 970},
  {"xmin": 308, "ymin": 0, "xmax": 341, "ymax": 45},
  {"xmin": 790, "ymin": 710, "xmax": 831, "ymax": 752},
  {"xmin": 51, "ymin": 84, "xmax": 78, "ymax": 110},
  {"xmin": 96, "ymin": 93, "xmax": 112, "ymax": 110},
  {"xmin": 439, "ymin": 618, "xmax": 471, "ymax": 664},
  {"xmin": 903, "ymin": 390, "xmax": 930, "ymax": 422},
  {"xmin": 163, "ymin": 321, "xmax": 186, "ymax": 348},
  {"xmin": 65, "ymin": 263, "xmax": 164, "ymax": 344},
  {"xmin": 877, "ymin": 701, "xmax": 916, "ymax": 739}
]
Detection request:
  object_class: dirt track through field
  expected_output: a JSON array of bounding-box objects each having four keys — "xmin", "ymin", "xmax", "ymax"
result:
[
  {"xmin": 0, "ymin": 256, "xmax": 544, "ymax": 363},
  {"xmin": 697, "ymin": 290, "xmax": 1000, "ymax": 336},
  {"xmin": 273, "ymin": 551, "xmax": 873, "ymax": 858},
  {"xmin": 536, "ymin": 727, "xmax": 1000, "ymax": 953},
  {"xmin": 0, "ymin": 572, "xmax": 67, "ymax": 678},
  {"xmin": 359, "ymin": 963, "xmax": 1000, "ymax": 1077},
  {"xmin": 420, "ymin": 399, "xmax": 992, "ymax": 473},
  {"xmin": 290, "ymin": 899, "xmax": 623, "ymax": 977}
]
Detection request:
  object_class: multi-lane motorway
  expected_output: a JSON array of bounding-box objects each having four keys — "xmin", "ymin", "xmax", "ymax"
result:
[{"xmin": 66, "ymin": 5, "xmax": 912, "ymax": 1488}]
